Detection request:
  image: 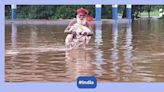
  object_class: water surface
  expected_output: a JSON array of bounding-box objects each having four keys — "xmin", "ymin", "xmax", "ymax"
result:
[{"xmin": 5, "ymin": 19, "xmax": 164, "ymax": 82}]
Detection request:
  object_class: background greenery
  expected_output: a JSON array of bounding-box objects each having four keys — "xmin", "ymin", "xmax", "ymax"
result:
[{"xmin": 5, "ymin": 5, "xmax": 164, "ymax": 19}]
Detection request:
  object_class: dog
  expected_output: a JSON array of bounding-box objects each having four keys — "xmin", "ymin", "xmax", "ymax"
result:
[{"xmin": 65, "ymin": 23, "xmax": 93, "ymax": 50}]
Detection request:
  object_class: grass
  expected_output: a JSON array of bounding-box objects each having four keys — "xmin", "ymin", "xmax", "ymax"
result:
[
  {"xmin": 140, "ymin": 11, "xmax": 160, "ymax": 16},
  {"xmin": 118, "ymin": 10, "xmax": 160, "ymax": 18}
]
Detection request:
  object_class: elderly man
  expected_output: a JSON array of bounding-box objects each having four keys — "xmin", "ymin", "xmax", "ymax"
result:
[{"xmin": 64, "ymin": 8, "xmax": 94, "ymax": 49}]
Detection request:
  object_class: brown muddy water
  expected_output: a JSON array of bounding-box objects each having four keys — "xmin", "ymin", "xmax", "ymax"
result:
[{"xmin": 5, "ymin": 19, "xmax": 164, "ymax": 82}]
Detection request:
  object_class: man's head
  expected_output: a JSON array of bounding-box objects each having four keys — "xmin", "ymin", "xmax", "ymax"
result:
[{"xmin": 76, "ymin": 8, "xmax": 89, "ymax": 20}]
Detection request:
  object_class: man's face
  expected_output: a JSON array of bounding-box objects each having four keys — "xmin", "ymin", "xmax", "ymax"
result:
[{"xmin": 77, "ymin": 13, "xmax": 87, "ymax": 20}]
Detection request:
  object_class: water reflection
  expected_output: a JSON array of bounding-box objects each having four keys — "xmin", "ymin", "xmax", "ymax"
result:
[
  {"xmin": 124, "ymin": 22, "xmax": 133, "ymax": 63},
  {"xmin": 95, "ymin": 21, "xmax": 103, "ymax": 45},
  {"xmin": 110, "ymin": 21, "xmax": 120, "ymax": 81},
  {"xmin": 30, "ymin": 26, "xmax": 39, "ymax": 79},
  {"xmin": 121, "ymin": 21, "xmax": 134, "ymax": 81},
  {"xmin": 7, "ymin": 23, "xmax": 17, "ymax": 82},
  {"xmin": 111, "ymin": 21, "xmax": 119, "ymax": 61},
  {"xmin": 65, "ymin": 49, "xmax": 94, "ymax": 79},
  {"xmin": 11, "ymin": 23, "xmax": 17, "ymax": 50},
  {"xmin": 94, "ymin": 21, "xmax": 104, "ymax": 77},
  {"xmin": 109, "ymin": 21, "xmax": 134, "ymax": 81}
]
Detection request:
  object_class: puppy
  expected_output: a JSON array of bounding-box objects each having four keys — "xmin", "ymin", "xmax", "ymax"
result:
[{"xmin": 65, "ymin": 23, "xmax": 93, "ymax": 49}]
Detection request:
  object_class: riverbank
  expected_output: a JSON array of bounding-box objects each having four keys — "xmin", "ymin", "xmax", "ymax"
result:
[
  {"xmin": 5, "ymin": 18, "xmax": 162, "ymax": 25},
  {"xmin": 5, "ymin": 19, "xmax": 130, "ymax": 25}
]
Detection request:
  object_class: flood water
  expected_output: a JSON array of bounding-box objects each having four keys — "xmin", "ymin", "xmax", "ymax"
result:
[{"xmin": 5, "ymin": 19, "xmax": 164, "ymax": 82}]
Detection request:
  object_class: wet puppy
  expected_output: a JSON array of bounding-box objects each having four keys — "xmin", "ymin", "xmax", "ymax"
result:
[{"xmin": 65, "ymin": 23, "xmax": 92, "ymax": 49}]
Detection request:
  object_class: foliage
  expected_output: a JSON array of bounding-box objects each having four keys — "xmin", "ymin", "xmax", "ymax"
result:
[
  {"xmin": 5, "ymin": 5, "xmax": 164, "ymax": 19},
  {"xmin": 5, "ymin": 5, "xmax": 95, "ymax": 19}
]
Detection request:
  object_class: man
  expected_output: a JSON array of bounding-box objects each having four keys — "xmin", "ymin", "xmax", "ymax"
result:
[{"xmin": 64, "ymin": 8, "xmax": 94, "ymax": 49}]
